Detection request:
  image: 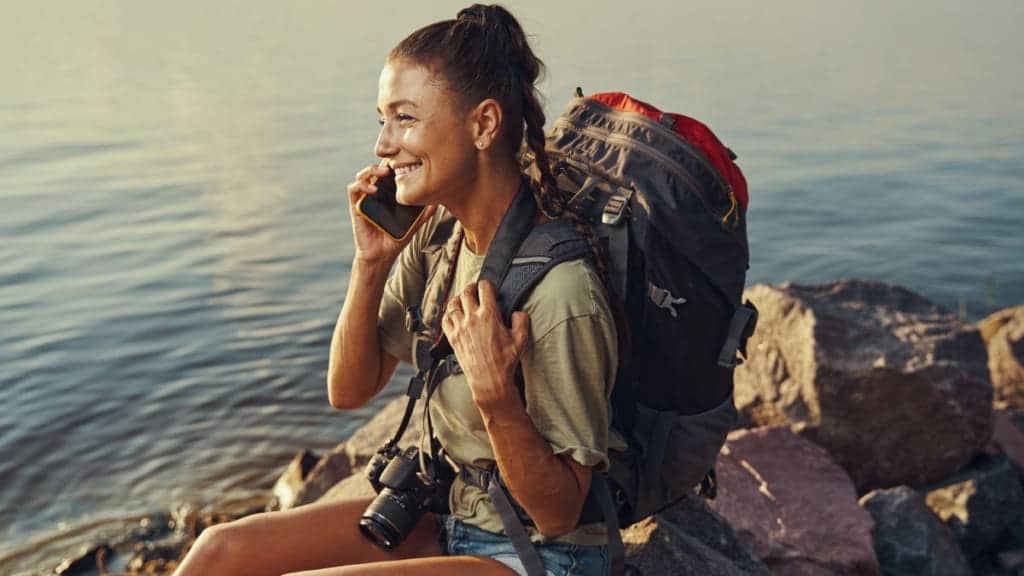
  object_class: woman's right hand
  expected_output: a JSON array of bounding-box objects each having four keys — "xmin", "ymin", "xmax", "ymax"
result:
[{"xmin": 346, "ymin": 163, "xmax": 435, "ymax": 266}]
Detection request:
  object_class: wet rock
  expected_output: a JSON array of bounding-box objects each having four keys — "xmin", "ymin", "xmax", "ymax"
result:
[
  {"xmin": 267, "ymin": 448, "xmax": 320, "ymax": 511},
  {"xmin": 980, "ymin": 306, "xmax": 1024, "ymax": 411},
  {"xmin": 127, "ymin": 541, "xmax": 185, "ymax": 574},
  {"xmin": 620, "ymin": 496, "xmax": 770, "ymax": 576},
  {"xmin": 925, "ymin": 454, "xmax": 1024, "ymax": 557},
  {"xmin": 735, "ymin": 280, "xmax": 993, "ymax": 492},
  {"xmin": 708, "ymin": 426, "xmax": 879, "ymax": 575},
  {"xmin": 859, "ymin": 486, "xmax": 971, "ymax": 576},
  {"xmin": 54, "ymin": 544, "xmax": 113, "ymax": 575}
]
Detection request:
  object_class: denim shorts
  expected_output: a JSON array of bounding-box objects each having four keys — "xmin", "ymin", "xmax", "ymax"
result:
[{"xmin": 438, "ymin": 515, "xmax": 609, "ymax": 576}]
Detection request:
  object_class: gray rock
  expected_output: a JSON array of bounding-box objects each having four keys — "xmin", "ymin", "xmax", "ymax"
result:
[
  {"xmin": 980, "ymin": 306, "xmax": 1024, "ymax": 412},
  {"xmin": 620, "ymin": 496, "xmax": 770, "ymax": 576},
  {"xmin": 925, "ymin": 455, "xmax": 1024, "ymax": 557},
  {"xmin": 859, "ymin": 486, "xmax": 971, "ymax": 576},
  {"xmin": 735, "ymin": 280, "xmax": 993, "ymax": 492},
  {"xmin": 709, "ymin": 426, "xmax": 880, "ymax": 575},
  {"xmin": 267, "ymin": 449, "xmax": 319, "ymax": 511}
]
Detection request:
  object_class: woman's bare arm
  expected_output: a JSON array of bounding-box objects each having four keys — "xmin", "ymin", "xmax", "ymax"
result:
[
  {"xmin": 329, "ymin": 163, "xmax": 434, "ymax": 409},
  {"xmin": 442, "ymin": 280, "xmax": 593, "ymax": 537},
  {"xmin": 326, "ymin": 256, "xmax": 399, "ymax": 409}
]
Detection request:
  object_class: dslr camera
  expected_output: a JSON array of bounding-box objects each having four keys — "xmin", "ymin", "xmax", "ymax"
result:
[{"xmin": 359, "ymin": 445, "xmax": 450, "ymax": 550}]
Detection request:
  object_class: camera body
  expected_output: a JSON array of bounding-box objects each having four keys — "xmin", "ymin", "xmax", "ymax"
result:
[{"xmin": 360, "ymin": 445, "xmax": 449, "ymax": 550}]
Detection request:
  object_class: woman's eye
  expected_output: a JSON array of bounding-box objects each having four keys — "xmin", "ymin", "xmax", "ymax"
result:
[{"xmin": 396, "ymin": 114, "xmax": 415, "ymax": 123}]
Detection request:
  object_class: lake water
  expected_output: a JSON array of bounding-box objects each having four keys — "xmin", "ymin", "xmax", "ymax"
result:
[{"xmin": 1, "ymin": 1, "xmax": 1022, "ymax": 573}]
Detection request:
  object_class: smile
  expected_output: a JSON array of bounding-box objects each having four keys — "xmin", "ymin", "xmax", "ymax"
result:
[{"xmin": 393, "ymin": 162, "xmax": 423, "ymax": 179}]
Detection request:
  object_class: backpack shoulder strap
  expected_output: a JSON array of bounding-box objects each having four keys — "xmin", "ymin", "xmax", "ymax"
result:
[{"xmin": 496, "ymin": 218, "xmax": 590, "ymax": 325}]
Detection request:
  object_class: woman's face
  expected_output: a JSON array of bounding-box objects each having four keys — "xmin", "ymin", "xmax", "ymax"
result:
[{"xmin": 375, "ymin": 60, "xmax": 476, "ymax": 207}]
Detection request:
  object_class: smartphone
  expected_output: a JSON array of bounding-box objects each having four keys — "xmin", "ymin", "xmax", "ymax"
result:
[{"xmin": 356, "ymin": 162, "xmax": 428, "ymax": 242}]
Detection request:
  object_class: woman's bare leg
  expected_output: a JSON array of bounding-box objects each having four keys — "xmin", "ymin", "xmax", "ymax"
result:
[
  {"xmin": 283, "ymin": 556, "xmax": 520, "ymax": 576},
  {"xmin": 172, "ymin": 496, "xmax": 442, "ymax": 576}
]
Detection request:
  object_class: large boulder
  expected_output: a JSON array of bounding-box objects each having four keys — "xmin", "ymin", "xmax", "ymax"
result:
[
  {"xmin": 859, "ymin": 486, "xmax": 971, "ymax": 576},
  {"xmin": 620, "ymin": 496, "xmax": 771, "ymax": 576},
  {"xmin": 735, "ymin": 280, "xmax": 993, "ymax": 492},
  {"xmin": 980, "ymin": 306, "xmax": 1024, "ymax": 411},
  {"xmin": 924, "ymin": 454, "xmax": 1024, "ymax": 558},
  {"xmin": 708, "ymin": 426, "xmax": 879, "ymax": 575}
]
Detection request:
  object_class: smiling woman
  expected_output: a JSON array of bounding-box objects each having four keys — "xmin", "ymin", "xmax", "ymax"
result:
[{"xmin": 170, "ymin": 4, "xmax": 617, "ymax": 576}]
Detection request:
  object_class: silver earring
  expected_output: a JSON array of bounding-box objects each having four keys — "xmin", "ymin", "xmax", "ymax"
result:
[{"xmin": 476, "ymin": 141, "xmax": 484, "ymax": 149}]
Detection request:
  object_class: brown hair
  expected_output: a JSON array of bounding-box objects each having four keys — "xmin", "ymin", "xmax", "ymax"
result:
[{"xmin": 389, "ymin": 5, "xmax": 618, "ymax": 319}]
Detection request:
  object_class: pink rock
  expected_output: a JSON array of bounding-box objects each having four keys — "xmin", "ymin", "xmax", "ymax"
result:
[{"xmin": 709, "ymin": 426, "xmax": 879, "ymax": 576}]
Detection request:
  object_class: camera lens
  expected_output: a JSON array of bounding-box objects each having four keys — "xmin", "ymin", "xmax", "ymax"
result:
[
  {"xmin": 359, "ymin": 512, "xmax": 402, "ymax": 550},
  {"xmin": 359, "ymin": 490, "xmax": 422, "ymax": 550}
]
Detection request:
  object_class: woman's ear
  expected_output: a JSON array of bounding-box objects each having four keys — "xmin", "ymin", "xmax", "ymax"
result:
[{"xmin": 471, "ymin": 98, "xmax": 502, "ymax": 150}]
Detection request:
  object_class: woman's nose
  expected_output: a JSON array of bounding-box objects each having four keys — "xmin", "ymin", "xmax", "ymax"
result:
[{"xmin": 374, "ymin": 123, "xmax": 398, "ymax": 158}]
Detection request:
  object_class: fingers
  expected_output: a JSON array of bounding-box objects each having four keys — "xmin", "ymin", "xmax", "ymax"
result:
[
  {"xmin": 347, "ymin": 164, "xmax": 391, "ymax": 202},
  {"xmin": 458, "ymin": 282, "xmax": 480, "ymax": 315},
  {"xmin": 510, "ymin": 311, "xmax": 531, "ymax": 356},
  {"xmin": 477, "ymin": 279, "xmax": 499, "ymax": 312}
]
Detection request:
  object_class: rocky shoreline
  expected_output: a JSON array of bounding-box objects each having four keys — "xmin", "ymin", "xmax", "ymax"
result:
[{"xmin": 51, "ymin": 279, "xmax": 1024, "ymax": 575}]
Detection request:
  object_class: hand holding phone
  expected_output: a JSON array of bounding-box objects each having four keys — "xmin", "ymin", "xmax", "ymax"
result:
[{"xmin": 355, "ymin": 161, "xmax": 429, "ymax": 243}]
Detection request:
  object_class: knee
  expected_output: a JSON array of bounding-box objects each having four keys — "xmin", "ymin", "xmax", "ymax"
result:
[{"xmin": 177, "ymin": 522, "xmax": 245, "ymax": 576}]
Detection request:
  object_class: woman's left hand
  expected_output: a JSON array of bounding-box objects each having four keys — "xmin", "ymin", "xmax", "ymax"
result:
[{"xmin": 441, "ymin": 280, "xmax": 530, "ymax": 409}]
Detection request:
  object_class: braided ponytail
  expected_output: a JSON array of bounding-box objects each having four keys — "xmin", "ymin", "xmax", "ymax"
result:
[{"xmin": 520, "ymin": 86, "xmax": 611, "ymax": 287}]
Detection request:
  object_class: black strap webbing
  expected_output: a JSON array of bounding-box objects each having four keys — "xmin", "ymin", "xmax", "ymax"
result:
[
  {"xmin": 716, "ymin": 302, "xmax": 758, "ymax": 368},
  {"xmin": 592, "ymin": 474, "xmax": 625, "ymax": 576}
]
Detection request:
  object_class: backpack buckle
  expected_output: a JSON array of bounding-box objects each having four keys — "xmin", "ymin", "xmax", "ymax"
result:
[
  {"xmin": 647, "ymin": 282, "xmax": 686, "ymax": 318},
  {"xmin": 405, "ymin": 304, "xmax": 427, "ymax": 335},
  {"xmin": 602, "ymin": 194, "xmax": 628, "ymax": 225}
]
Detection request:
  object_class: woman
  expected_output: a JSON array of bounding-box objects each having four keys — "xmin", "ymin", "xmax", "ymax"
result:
[{"xmin": 173, "ymin": 5, "xmax": 617, "ymax": 575}]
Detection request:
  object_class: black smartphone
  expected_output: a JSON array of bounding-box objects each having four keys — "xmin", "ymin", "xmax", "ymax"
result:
[{"xmin": 356, "ymin": 164, "xmax": 428, "ymax": 242}]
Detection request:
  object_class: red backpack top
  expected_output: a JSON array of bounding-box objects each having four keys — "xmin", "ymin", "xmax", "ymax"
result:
[{"xmin": 590, "ymin": 92, "xmax": 749, "ymax": 209}]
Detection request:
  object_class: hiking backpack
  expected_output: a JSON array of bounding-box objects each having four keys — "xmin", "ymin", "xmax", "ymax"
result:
[{"xmin": 544, "ymin": 91, "xmax": 757, "ymax": 529}]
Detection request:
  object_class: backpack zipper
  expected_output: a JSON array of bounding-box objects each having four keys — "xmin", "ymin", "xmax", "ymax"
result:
[
  {"xmin": 584, "ymin": 97, "xmax": 734, "ymax": 200},
  {"xmin": 553, "ymin": 116, "xmax": 725, "ymax": 225}
]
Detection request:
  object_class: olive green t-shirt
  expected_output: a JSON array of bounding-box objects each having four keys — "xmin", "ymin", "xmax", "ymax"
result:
[{"xmin": 377, "ymin": 210, "xmax": 620, "ymax": 545}]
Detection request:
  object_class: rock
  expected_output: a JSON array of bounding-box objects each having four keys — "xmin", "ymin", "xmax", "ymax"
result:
[
  {"xmin": 925, "ymin": 454, "xmax": 1024, "ymax": 557},
  {"xmin": 735, "ymin": 280, "xmax": 993, "ymax": 492},
  {"xmin": 267, "ymin": 449, "xmax": 320, "ymax": 511},
  {"xmin": 708, "ymin": 426, "xmax": 879, "ymax": 575},
  {"xmin": 290, "ymin": 396, "xmax": 424, "ymax": 508},
  {"xmin": 991, "ymin": 516, "xmax": 1024, "ymax": 573},
  {"xmin": 54, "ymin": 544, "xmax": 113, "ymax": 575},
  {"xmin": 988, "ymin": 409, "xmax": 1024, "ymax": 474},
  {"xmin": 620, "ymin": 496, "xmax": 771, "ymax": 576},
  {"xmin": 859, "ymin": 486, "xmax": 971, "ymax": 576},
  {"xmin": 127, "ymin": 541, "xmax": 185, "ymax": 574},
  {"xmin": 322, "ymin": 469, "xmax": 377, "ymax": 502},
  {"xmin": 980, "ymin": 306, "xmax": 1024, "ymax": 411},
  {"xmin": 288, "ymin": 443, "xmax": 355, "ymax": 508}
]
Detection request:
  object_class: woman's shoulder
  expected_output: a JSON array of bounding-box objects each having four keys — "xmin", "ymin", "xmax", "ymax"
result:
[{"xmin": 521, "ymin": 258, "xmax": 613, "ymax": 340}]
